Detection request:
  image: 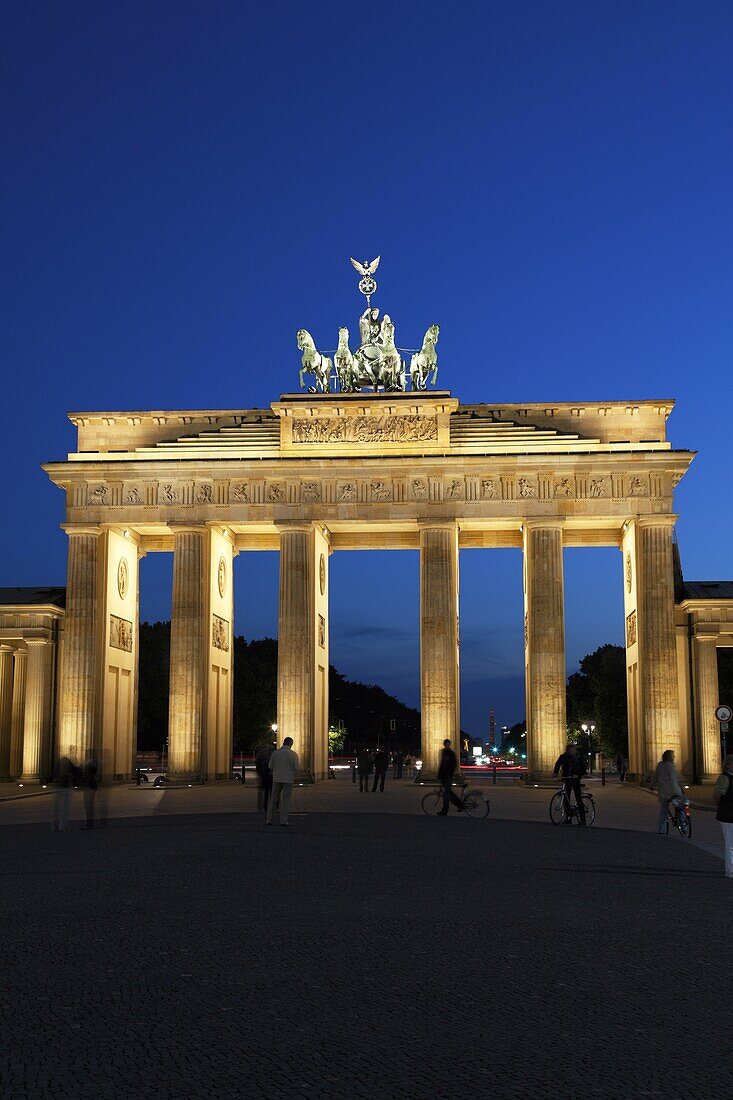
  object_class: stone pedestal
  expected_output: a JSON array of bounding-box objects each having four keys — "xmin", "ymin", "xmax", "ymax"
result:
[
  {"xmin": 419, "ymin": 523, "xmax": 459, "ymax": 777},
  {"xmin": 9, "ymin": 648, "xmax": 27, "ymax": 778},
  {"xmin": 20, "ymin": 640, "xmax": 55, "ymax": 782},
  {"xmin": 58, "ymin": 529, "xmax": 99, "ymax": 762},
  {"xmin": 694, "ymin": 636, "xmax": 721, "ymax": 781},
  {"xmin": 167, "ymin": 528, "xmax": 206, "ymax": 779},
  {"xmin": 637, "ymin": 519, "xmax": 681, "ymax": 773},
  {"xmin": 524, "ymin": 522, "xmax": 566, "ymax": 777},
  {"xmin": 0, "ymin": 646, "xmax": 13, "ymax": 780}
]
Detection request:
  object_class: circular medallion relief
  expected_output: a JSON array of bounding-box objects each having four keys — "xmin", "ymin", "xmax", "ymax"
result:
[
  {"xmin": 218, "ymin": 556, "xmax": 227, "ymax": 598},
  {"xmin": 625, "ymin": 552, "xmax": 633, "ymax": 594},
  {"xmin": 319, "ymin": 553, "xmax": 326, "ymax": 596},
  {"xmin": 117, "ymin": 557, "xmax": 129, "ymax": 600}
]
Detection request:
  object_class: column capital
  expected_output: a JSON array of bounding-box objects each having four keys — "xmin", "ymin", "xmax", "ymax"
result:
[
  {"xmin": 24, "ymin": 637, "xmax": 51, "ymax": 648},
  {"xmin": 417, "ymin": 519, "xmax": 459, "ymax": 532},
  {"xmin": 170, "ymin": 524, "xmax": 208, "ymax": 535},
  {"xmin": 634, "ymin": 515, "xmax": 678, "ymax": 529},
  {"xmin": 12, "ymin": 647, "xmax": 28, "ymax": 660},
  {"xmin": 61, "ymin": 524, "xmax": 102, "ymax": 537},
  {"xmin": 275, "ymin": 521, "xmax": 318, "ymax": 535},
  {"xmin": 694, "ymin": 633, "xmax": 719, "ymax": 645},
  {"xmin": 521, "ymin": 519, "xmax": 565, "ymax": 532},
  {"xmin": 0, "ymin": 644, "xmax": 13, "ymax": 655}
]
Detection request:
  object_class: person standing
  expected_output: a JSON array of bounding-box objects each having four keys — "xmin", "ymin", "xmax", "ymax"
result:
[
  {"xmin": 552, "ymin": 744, "xmax": 587, "ymax": 825},
  {"xmin": 393, "ymin": 750, "xmax": 404, "ymax": 779},
  {"xmin": 404, "ymin": 753, "xmax": 413, "ymax": 779},
  {"xmin": 651, "ymin": 749, "xmax": 684, "ymax": 834},
  {"xmin": 255, "ymin": 742, "xmax": 275, "ymax": 812},
  {"xmin": 356, "ymin": 747, "xmax": 372, "ymax": 792},
  {"xmin": 713, "ymin": 754, "xmax": 733, "ymax": 878},
  {"xmin": 266, "ymin": 737, "xmax": 299, "ymax": 826},
  {"xmin": 81, "ymin": 757, "xmax": 100, "ymax": 830},
  {"xmin": 437, "ymin": 739, "xmax": 463, "ymax": 815},
  {"xmin": 372, "ymin": 746, "xmax": 389, "ymax": 792},
  {"xmin": 52, "ymin": 755, "xmax": 74, "ymax": 832}
]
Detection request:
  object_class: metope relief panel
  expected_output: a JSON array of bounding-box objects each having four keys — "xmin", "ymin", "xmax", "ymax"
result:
[
  {"xmin": 87, "ymin": 483, "xmax": 109, "ymax": 505},
  {"xmin": 626, "ymin": 610, "xmax": 637, "ymax": 648},
  {"xmin": 109, "ymin": 614, "xmax": 133, "ymax": 652},
  {"xmin": 627, "ymin": 476, "xmax": 648, "ymax": 498},
  {"xmin": 318, "ymin": 614, "xmax": 326, "ymax": 649},
  {"xmin": 371, "ymin": 480, "xmax": 393, "ymax": 502},
  {"xmin": 554, "ymin": 477, "xmax": 574, "ymax": 498},
  {"xmin": 410, "ymin": 478, "xmax": 428, "ymax": 500},
  {"xmin": 231, "ymin": 482, "xmax": 251, "ymax": 503},
  {"xmin": 291, "ymin": 414, "xmax": 438, "ymax": 445},
  {"xmin": 212, "ymin": 615, "xmax": 230, "ymax": 652},
  {"xmin": 480, "ymin": 478, "xmax": 498, "ymax": 500},
  {"xmin": 159, "ymin": 482, "xmax": 181, "ymax": 504},
  {"xmin": 444, "ymin": 478, "xmax": 464, "ymax": 501},
  {"xmin": 517, "ymin": 477, "xmax": 536, "ymax": 499},
  {"xmin": 336, "ymin": 481, "xmax": 357, "ymax": 503},
  {"xmin": 301, "ymin": 480, "xmax": 321, "ymax": 503},
  {"xmin": 196, "ymin": 483, "xmax": 214, "ymax": 504}
]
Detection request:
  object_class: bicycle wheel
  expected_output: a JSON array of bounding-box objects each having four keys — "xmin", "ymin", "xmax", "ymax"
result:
[
  {"xmin": 677, "ymin": 810, "xmax": 692, "ymax": 838},
  {"xmin": 549, "ymin": 793, "xmax": 568, "ymax": 824},
  {"xmin": 421, "ymin": 791, "xmax": 443, "ymax": 815},
  {"xmin": 463, "ymin": 793, "xmax": 490, "ymax": 818},
  {"xmin": 581, "ymin": 796, "xmax": 596, "ymax": 826}
]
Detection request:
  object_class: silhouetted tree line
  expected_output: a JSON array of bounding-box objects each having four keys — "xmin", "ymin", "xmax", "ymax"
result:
[{"xmin": 137, "ymin": 622, "xmax": 420, "ymax": 753}]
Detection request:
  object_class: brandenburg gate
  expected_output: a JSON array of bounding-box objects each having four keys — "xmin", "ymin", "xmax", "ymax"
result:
[{"xmin": 36, "ymin": 259, "xmax": 715, "ymax": 783}]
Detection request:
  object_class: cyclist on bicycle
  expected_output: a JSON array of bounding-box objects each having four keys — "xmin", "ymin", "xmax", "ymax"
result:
[
  {"xmin": 651, "ymin": 749, "xmax": 684, "ymax": 835},
  {"xmin": 552, "ymin": 744, "xmax": 587, "ymax": 825},
  {"xmin": 437, "ymin": 740, "xmax": 464, "ymax": 816}
]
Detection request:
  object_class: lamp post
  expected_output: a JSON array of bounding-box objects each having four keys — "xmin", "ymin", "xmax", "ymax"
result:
[{"xmin": 581, "ymin": 723, "xmax": 596, "ymax": 773}]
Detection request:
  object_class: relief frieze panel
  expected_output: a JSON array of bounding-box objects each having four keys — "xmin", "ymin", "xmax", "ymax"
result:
[
  {"xmin": 109, "ymin": 614, "xmax": 133, "ymax": 652},
  {"xmin": 212, "ymin": 614, "xmax": 230, "ymax": 652},
  {"xmin": 291, "ymin": 414, "xmax": 438, "ymax": 445}
]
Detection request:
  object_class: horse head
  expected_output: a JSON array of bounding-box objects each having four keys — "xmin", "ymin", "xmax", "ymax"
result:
[
  {"xmin": 296, "ymin": 329, "xmax": 315, "ymax": 352},
  {"xmin": 337, "ymin": 327, "xmax": 350, "ymax": 350}
]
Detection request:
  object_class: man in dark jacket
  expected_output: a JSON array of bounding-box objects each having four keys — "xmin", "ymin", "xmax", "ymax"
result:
[
  {"xmin": 372, "ymin": 747, "xmax": 389, "ymax": 792},
  {"xmin": 437, "ymin": 739, "xmax": 464, "ymax": 815},
  {"xmin": 356, "ymin": 747, "xmax": 372, "ymax": 792},
  {"xmin": 553, "ymin": 744, "xmax": 587, "ymax": 824}
]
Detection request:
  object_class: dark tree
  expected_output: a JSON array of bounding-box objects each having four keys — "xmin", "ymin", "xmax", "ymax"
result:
[
  {"xmin": 566, "ymin": 644, "xmax": 628, "ymax": 755},
  {"xmin": 137, "ymin": 621, "xmax": 170, "ymax": 751}
]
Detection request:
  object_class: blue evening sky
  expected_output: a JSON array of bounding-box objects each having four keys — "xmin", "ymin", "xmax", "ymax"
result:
[{"xmin": 3, "ymin": 1, "xmax": 732, "ymax": 736}]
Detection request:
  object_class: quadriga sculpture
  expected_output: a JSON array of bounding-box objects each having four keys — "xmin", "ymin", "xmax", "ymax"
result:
[
  {"xmin": 297, "ymin": 329, "xmax": 333, "ymax": 393},
  {"xmin": 410, "ymin": 324, "xmax": 439, "ymax": 390},
  {"xmin": 334, "ymin": 327, "xmax": 358, "ymax": 393}
]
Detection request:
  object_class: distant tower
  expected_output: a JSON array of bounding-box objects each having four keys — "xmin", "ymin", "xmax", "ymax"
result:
[{"xmin": 489, "ymin": 709, "xmax": 495, "ymax": 748}]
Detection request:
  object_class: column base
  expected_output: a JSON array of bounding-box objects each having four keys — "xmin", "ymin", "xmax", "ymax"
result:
[{"xmin": 16, "ymin": 774, "xmax": 46, "ymax": 785}]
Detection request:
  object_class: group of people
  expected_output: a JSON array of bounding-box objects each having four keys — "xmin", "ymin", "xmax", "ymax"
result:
[
  {"xmin": 353, "ymin": 748, "xmax": 414, "ymax": 791},
  {"xmin": 51, "ymin": 754, "xmax": 104, "ymax": 831},
  {"xmin": 254, "ymin": 737, "xmax": 300, "ymax": 826}
]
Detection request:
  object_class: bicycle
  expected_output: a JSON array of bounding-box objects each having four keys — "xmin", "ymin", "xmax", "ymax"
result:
[
  {"xmin": 421, "ymin": 784, "xmax": 490, "ymax": 818},
  {"xmin": 549, "ymin": 782, "xmax": 596, "ymax": 826},
  {"xmin": 666, "ymin": 796, "xmax": 692, "ymax": 838}
]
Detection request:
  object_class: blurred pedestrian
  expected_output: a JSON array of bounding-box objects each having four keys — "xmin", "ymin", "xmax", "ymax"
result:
[
  {"xmin": 713, "ymin": 753, "xmax": 733, "ymax": 878},
  {"xmin": 52, "ymin": 755, "xmax": 74, "ymax": 832},
  {"xmin": 372, "ymin": 746, "xmax": 389, "ymax": 792},
  {"xmin": 266, "ymin": 737, "xmax": 299, "ymax": 826},
  {"xmin": 255, "ymin": 741, "xmax": 276, "ymax": 812},
  {"xmin": 618, "ymin": 754, "xmax": 628, "ymax": 782},
  {"xmin": 81, "ymin": 756, "xmax": 100, "ymax": 830},
  {"xmin": 651, "ymin": 749, "xmax": 684, "ymax": 834},
  {"xmin": 393, "ymin": 750, "xmax": 404, "ymax": 779},
  {"xmin": 404, "ymin": 753, "xmax": 413, "ymax": 779},
  {"xmin": 356, "ymin": 747, "xmax": 372, "ymax": 792},
  {"xmin": 437, "ymin": 739, "xmax": 463, "ymax": 815}
]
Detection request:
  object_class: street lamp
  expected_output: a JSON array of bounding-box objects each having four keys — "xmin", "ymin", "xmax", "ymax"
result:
[{"xmin": 581, "ymin": 723, "xmax": 596, "ymax": 773}]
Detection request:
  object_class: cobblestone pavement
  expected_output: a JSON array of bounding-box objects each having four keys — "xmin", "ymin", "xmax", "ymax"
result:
[{"xmin": 0, "ymin": 785, "xmax": 727, "ymax": 1099}]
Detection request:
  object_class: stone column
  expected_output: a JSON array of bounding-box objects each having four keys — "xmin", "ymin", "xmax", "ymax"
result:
[
  {"xmin": 694, "ymin": 635, "xmax": 721, "ymax": 781},
  {"xmin": 9, "ymin": 648, "xmax": 27, "ymax": 778},
  {"xmin": 277, "ymin": 526, "xmax": 314, "ymax": 775},
  {"xmin": 419, "ymin": 523, "xmax": 459, "ymax": 777},
  {"xmin": 167, "ymin": 528, "xmax": 206, "ymax": 779},
  {"xmin": 20, "ymin": 640, "xmax": 55, "ymax": 782},
  {"xmin": 0, "ymin": 646, "xmax": 13, "ymax": 780},
  {"xmin": 637, "ymin": 519, "xmax": 680, "ymax": 772},
  {"xmin": 524, "ymin": 522, "xmax": 566, "ymax": 776},
  {"xmin": 58, "ymin": 528, "xmax": 100, "ymax": 762}
]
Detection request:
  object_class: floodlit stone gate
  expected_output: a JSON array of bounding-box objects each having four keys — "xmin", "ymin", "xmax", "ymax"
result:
[{"xmin": 37, "ymin": 390, "xmax": 706, "ymax": 783}]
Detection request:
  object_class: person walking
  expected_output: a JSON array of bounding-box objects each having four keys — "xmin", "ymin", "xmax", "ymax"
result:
[
  {"xmin": 52, "ymin": 755, "xmax": 74, "ymax": 832},
  {"xmin": 437, "ymin": 739, "xmax": 463, "ymax": 815},
  {"xmin": 356, "ymin": 747, "xmax": 372, "ymax": 792},
  {"xmin": 393, "ymin": 750, "xmax": 404, "ymax": 779},
  {"xmin": 266, "ymin": 737, "xmax": 299, "ymax": 826},
  {"xmin": 713, "ymin": 754, "xmax": 733, "ymax": 878},
  {"xmin": 552, "ymin": 744, "xmax": 587, "ymax": 825},
  {"xmin": 255, "ymin": 741, "xmax": 275, "ymax": 812},
  {"xmin": 618, "ymin": 754, "xmax": 629, "ymax": 782},
  {"xmin": 404, "ymin": 753, "xmax": 413, "ymax": 779},
  {"xmin": 372, "ymin": 746, "xmax": 389, "ymax": 792},
  {"xmin": 651, "ymin": 749, "xmax": 684, "ymax": 834},
  {"xmin": 81, "ymin": 756, "xmax": 100, "ymax": 830}
]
